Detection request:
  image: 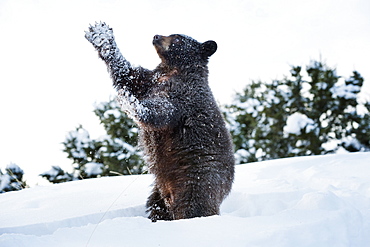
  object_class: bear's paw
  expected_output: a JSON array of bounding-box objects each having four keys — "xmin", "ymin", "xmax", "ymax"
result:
[{"xmin": 85, "ymin": 22, "xmax": 114, "ymax": 51}]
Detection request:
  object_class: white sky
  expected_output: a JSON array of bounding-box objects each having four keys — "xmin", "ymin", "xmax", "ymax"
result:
[{"xmin": 1, "ymin": 0, "xmax": 369, "ymax": 185}]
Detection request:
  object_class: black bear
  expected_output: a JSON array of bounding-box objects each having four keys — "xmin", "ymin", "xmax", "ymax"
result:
[{"xmin": 85, "ymin": 22, "xmax": 235, "ymax": 221}]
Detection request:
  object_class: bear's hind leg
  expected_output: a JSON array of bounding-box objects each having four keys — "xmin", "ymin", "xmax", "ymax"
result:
[
  {"xmin": 171, "ymin": 180, "xmax": 222, "ymax": 220},
  {"xmin": 146, "ymin": 186, "xmax": 173, "ymax": 222}
]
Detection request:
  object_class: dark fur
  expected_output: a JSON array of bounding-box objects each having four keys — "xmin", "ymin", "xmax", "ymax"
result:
[{"xmin": 85, "ymin": 22, "xmax": 235, "ymax": 221}]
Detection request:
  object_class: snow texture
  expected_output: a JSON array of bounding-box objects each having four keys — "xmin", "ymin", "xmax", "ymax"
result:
[
  {"xmin": 1, "ymin": 153, "xmax": 370, "ymax": 247},
  {"xmin": 65, "ymin": 127, "xmax": 91, "ymax": 159},
  {"xmin": 117, "ymin": 86, "xmax": 175, "ymax": 127},
  {"xmin": 0, "ymin": 174, "xmax": 11, "ymax": 191},
  {"xmin": 5, "ymin": 163, "xmax": 23, "ymax": 173},
  {"xmin": 42, "ymin": 167, "xmax": 60, "ymax": 177},
  {"xmin": 84, "ymin": 163, "xmax": 103, "ymax": 176},
  {"xmin": 237, "ymin": 98, "xmax": 263, "ymax": 118},
  {"xmin": 0, "ymin": 164, "xmax": 24, "ymax": 192},
  {"xmin": 117, "ymin": 88, "xmax": 145, "ymax": 122},
  {"xmin": 284, "ymin": 112, "xmax": 316, "ymax": 135},
  {"xmin": 332, "ymin": 84, "xmax": 361, "ymax": 99},
  {"xmin": 85, "ymin": 22, "xmax": 131, "ymax": 88},
  {"xmin": 103, "ymin": 109, "xmax": 122, "ymax": 119}
]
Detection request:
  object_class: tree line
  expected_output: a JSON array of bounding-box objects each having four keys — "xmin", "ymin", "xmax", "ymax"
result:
[{"xmin": 1, "ymin": 59, "xmax": 369, "ymax": 192}]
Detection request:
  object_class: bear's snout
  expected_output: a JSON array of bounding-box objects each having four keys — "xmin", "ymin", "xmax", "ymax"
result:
[
  {"xmin": 153, "ymin": 35, "xmax": 162, "ymax": 41},
  {"xmin": 153, "ymin": 35, "xmax": 172, "ymax": 52},
  {"xmin": 153, "ymin": 35, "xmax": 163, "ymax": 45}
]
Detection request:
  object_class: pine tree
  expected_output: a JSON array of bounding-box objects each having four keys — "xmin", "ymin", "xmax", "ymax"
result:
[
  {"xmin": 41, "ymin": 97, "xmax": 144, "ymax": 183},
  {"xmin": 225, "ymin": 60, "xmax": 370, "ymax": 164},
  {"xmin": 40, "ymin": 166, "xmax": 74, "ymax": 184},
  {"xmin": 0, "ymin": 164, "xmax": 27, "ymax": 193},
  {"xmin": 93, "ymin": 98, "xmax": 144, "ymax": 175}
]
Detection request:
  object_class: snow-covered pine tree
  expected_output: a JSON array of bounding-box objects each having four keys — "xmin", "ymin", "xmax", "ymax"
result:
[
  {"xmin": 225, "ymin": 60, "xmax": 370, "ymax": 164},
  {"xmin": 0, "ymin": 163, "xmax": 27, "ymax": 193},
  {"xmin": 93, "ymin": 98, "xmax": 144, "ymax": 175},
  {"xmin": 41, "ymin": 98, "xmax": 144, "ymax": 184},
  {"xmin": 40, "ymin": 166, "xmax": 74, "ymax": 184}
]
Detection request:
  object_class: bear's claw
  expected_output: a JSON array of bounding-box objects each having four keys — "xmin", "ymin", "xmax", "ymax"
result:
[{"xmin": 85, "ymin": 22, "xmax": 114, "ymax": 49}]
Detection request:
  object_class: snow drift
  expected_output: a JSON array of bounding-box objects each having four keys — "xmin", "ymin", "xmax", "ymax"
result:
[{"xmin": 1, "ymin": 153, "xmax": 370, "ymax": 247}]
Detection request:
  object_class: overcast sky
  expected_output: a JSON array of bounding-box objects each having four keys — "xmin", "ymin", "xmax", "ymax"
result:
[{"xmin": 1, "ymin": 0, "xmax": 369, "ymax": 185}]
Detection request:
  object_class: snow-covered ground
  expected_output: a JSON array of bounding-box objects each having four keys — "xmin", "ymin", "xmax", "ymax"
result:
[{"xmin": 1, "ymin": 152, "xmax": 369, "ymax": 247}]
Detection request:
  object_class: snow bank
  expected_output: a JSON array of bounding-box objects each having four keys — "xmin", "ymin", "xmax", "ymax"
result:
[{"xmin": 0, "ymin": 153, "xmax": 370, "ymax": 247}]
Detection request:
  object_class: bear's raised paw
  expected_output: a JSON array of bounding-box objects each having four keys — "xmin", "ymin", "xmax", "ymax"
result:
[{"xmin": 85, "ymin": 22, "xmax": 115, "ymax": 52}]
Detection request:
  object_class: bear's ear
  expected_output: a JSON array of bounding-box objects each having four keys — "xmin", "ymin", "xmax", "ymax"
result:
[{"xmin": 201, "ymin": 40, "xmax": 217, "ymax": 58}]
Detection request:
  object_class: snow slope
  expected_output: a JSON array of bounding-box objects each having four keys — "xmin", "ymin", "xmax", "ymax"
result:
[{"xmin": 1, "ymin": 153, "xmax": 369, "ymax": 247}]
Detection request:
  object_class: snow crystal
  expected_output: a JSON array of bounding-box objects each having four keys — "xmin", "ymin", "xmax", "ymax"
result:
[
  {"xmin": 316, "ymin": 82, "xmax": 328, "ymax": 90},
  {"xmin": 112, "ymin": 142, "xmax": 137, "ymax": 160},
  {"xmin": 301, "ymin": 82, "xmax": 314, "ymax": 100},
  {"xmin": 117, "ymin": 87, "xmax": 175, "ymax": 127},
  {"xmin": 255, "ymin": 148, "xmax": 265, "ymax": 159},
  {"xmin": 276, "ymin": 84, "xmax": 291, "ymax": 101},
  {"xmin": 117, "ymin": 88, "xmax": 143, "ymax": 122},
  {"xmin": 65, "ymin": 127, "xmax": 92, "ymax": 159},
  {"xmin": 321, "ymin": 139, "xmax": 340, "ymax": 152},
  {"xmin": 284, "ymin": 112, "xmax": 316, "ymax": 135},
  {"xmin": 5, "ymin": 163, "xmax": 23, "ymax": 175},
  {"xmin": 121, "ymin": 142, "xmax": 136, "ymax": 154},
  {"xmin": 234, "ymin": 149, "xmax": 249, "ymax": 164},
  {"xmin": 42, "ymin": 167, "xmax": 60, "ymax": 177},
  {"xmin": 85, "ymin": 22, "xmax": 131, "ymax": 86},
  {"xmin": 84, "ymin": 163, "xmax": 103, "ymax": 176},
  {"xmin": 341, "ymin": 135, "xmax": 363, "ymax": 151},
  {"xmin": 236, "ymin": 98, "xmax": 263, "ymax": 117},
  {"xmin": 85, "ymin": 22, "xmax": 114, "ymax": 48},
  {"xmin": 0, "ymin": 174, "xmax": 11, "ymax": 191},
  {"xmin": 117, "ymin": 153, "xmax": 129, "ymax": 160},
  {"xmin": 331, "ymin": 83, "xmax": 361, "ymax": 99},
  {"xmin": 103, "ymin": 109, "xmax": 122, "ymax": 119},
  {"xmin": 265, "ymin": 90, "xmax": 280, "ymax": 104},
  {"xmin": 66, "ymin": 127, "xmax": 90, "ymax": 144}
]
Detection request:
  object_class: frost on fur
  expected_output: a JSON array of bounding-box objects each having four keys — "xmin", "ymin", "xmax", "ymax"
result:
[
  {"xmin": 85, "ymin": 23, "xmax": 235, "ymax": 221},
  {"xmin": 117, "ymin": 88, "xmax": 175, "ymax": 128},
  {"xmin": 117, "ymin": 88, "xmax": 142, "ymax": 122},
  {"xmin": 85, "ymin": 22, "xmax": 131, "ymax": 87},
  {"xmin": 85, "ymin": 22, "xmax": 114, "ymax": 57}
]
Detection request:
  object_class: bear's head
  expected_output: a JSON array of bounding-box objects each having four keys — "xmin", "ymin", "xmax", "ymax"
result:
[{"xmin": 153, "ymin": 34, "xmax": 217, "ymax": 68}]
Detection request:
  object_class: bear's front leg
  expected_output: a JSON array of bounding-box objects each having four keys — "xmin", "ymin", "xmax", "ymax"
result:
[
  {"xmin": 118, "ymin": 89, "xmax": 176, "ymax": 128},
  {"xmin": 85, "ymin": 22, "xmax": 131, "ymax": 88}
]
